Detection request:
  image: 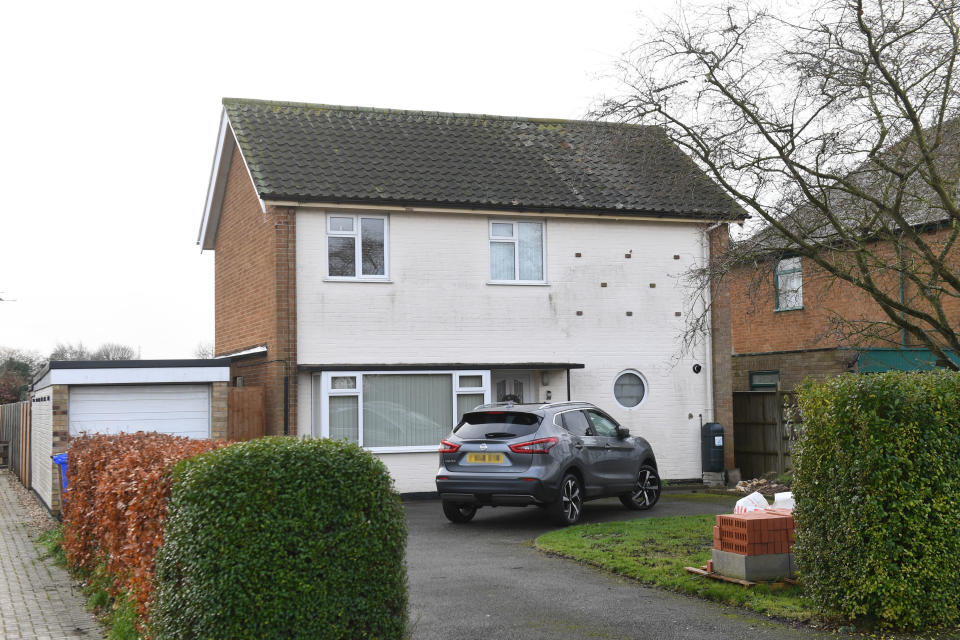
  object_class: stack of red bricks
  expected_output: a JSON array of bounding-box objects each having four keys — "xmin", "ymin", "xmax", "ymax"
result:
[{"xmin": 712, "ymin": 508, "xmax": 795, "ymax": 557}]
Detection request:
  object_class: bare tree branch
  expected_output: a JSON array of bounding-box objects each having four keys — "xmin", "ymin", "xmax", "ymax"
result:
[{"xmin": 600, "ymin": 0, "xmax": 960, "ymax": 367}]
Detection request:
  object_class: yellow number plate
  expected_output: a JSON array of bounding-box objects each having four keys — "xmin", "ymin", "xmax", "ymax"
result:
[{"xmin": 466, "ymin": 452, "xmax": 504, "ymax": 464}]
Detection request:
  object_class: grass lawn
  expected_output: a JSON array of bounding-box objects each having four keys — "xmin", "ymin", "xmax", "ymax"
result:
[
  {"xmin": 660, "ymin": 490, "xmax": 741, "ymax": 504},
  {"xmin": 535, "ymin": 512, "xmax": 816, "ymax": 623}
]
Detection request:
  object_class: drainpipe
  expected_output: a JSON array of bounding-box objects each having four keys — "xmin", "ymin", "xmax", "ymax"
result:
[
  {"xmin": 702, "ymin": 222, "xmax": 723, "ymax": 424},
  {"xmin": 283, "ymin": 374, "xmax": 289, "ymax": 435},
  {"xmin": 899, "ymin": 265, "xmax": 907, "ymax": 347}
]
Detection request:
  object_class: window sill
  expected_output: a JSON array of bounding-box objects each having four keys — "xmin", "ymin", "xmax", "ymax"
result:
[
  {"xmin": 365, "ymin": 446, "xmax": 440, "ymax": 454},
  {"xmin": 324, "ymin": 277, "xmax": 392, "ymax": 283},
  {"xmin": 486, "ymin": 281, "xmax": 550, "ymax": 287},
  {"xmin": 774, "ymin": 306, "xmax": 804, "ymax": 313}
]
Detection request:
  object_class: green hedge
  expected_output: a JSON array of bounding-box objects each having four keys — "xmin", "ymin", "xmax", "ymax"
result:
[
  {"xmin": 794, "ymin": 372, "xmax": 960, "ymax": 630},
  {"xmin": 151, "ymin": 437, "xmax": 407, "ymax": 639}
]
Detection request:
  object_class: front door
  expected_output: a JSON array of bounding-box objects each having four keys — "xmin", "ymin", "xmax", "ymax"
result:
[{"xmin": 492, "ymin": 372, "xmax": 533, "ymax": 403}]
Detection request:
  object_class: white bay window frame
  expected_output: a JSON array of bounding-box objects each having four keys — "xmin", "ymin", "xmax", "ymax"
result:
[
  {"xmin": 325, "ymin": 213, "xmax": 390, "ymax": 281},
  {"xmin": 314, "ymin": 370, "xmax": 491, "ymax": 453}
]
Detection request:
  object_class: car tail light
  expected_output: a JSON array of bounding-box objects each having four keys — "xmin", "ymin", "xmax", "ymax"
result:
[
  {"xmin": 439, "ymin": 439, "xmax": 461, "ymax": 454},
  {"xmin": 508, "ymin": 437, "xmax": 558, "ymax": 454}
]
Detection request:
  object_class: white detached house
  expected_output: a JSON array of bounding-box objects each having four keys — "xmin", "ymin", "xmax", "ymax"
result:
[{"xmin": 198, "ymin": 97, "xmax": 743, "ymax": 492}]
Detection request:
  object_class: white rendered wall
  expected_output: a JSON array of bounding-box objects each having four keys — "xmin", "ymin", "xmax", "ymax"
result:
[
  {"xmin": 297, "ymin": 209, "xmax": 713, "ymax": 488},
  {"xmin": 31, "ymin": 386, "xmax": 53, "ymax": 511}
]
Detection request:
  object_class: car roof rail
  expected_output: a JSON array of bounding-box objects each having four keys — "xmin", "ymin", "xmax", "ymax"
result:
[
  {"xmin": 536, "ymin": 401, "xmax": 594, "ymax": 409},
  {"xmin": 473, "ymin": 401, "xmax": 520, "ymax": 410},
  {"xmin": 471, "ymin": 400, "xmax": 595, "ymax": 411}
]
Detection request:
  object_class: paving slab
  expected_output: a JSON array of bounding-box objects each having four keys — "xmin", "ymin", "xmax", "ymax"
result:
[{"xmin": 0, "ymin": 473, "xmax": 102, "ymax": 639}]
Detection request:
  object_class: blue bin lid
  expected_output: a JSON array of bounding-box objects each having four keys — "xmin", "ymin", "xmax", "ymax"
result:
[{"xmin": 52, "ymin": 453, "xmax": 68, "ymax": 465}]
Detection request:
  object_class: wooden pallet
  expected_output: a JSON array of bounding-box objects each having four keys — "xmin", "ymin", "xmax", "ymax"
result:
[
  {"xmin": 684, "ymin": 566, "xmax": 798, "ymax": 588},
  {"xmin": 685, "ymin": 566, "xmax": 756, "ymax": 587}
]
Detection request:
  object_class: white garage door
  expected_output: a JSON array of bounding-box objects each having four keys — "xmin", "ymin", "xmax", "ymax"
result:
[{"xmin": 69, "ymin": 385, "xmax": 210, "ymax": 439}]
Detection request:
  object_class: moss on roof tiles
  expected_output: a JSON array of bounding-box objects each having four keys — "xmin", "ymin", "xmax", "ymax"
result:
[{"xmin": 221, "ymin": 96, "xmax": 744, "ymax": 219}]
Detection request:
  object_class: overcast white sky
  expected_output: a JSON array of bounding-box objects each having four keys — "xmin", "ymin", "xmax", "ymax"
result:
[{"xmin": 0, "ymin": 0, "xmax": 673, "ymax": 359}]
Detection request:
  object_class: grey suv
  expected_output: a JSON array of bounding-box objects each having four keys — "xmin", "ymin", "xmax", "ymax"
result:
[{"xmin": 435, "ymin": 401, "xmax": 660, "ymax": 525}]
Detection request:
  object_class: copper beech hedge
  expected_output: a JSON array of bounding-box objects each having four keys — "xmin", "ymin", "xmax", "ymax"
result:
[{"xmin": 62, "ymin": 433, "xmax": 229, "ymax": 617}]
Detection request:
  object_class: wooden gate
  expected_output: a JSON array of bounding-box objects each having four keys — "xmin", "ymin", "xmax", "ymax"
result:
[
  {"xmin": 1, "ymin": 401, "xmax": 31, "ymax": 486},
  {"xmin": 732, "ymin": 391, "xmax": 796, "ymax": 479},
  {"xmin": 227, "ymin": 387, "xmax": 265, "ymax": 441}
]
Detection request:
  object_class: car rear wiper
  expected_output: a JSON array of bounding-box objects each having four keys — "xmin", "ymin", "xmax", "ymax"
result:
[{"xmin": 484, "ymin": 432, "xmax": 516, "ymax": 439}]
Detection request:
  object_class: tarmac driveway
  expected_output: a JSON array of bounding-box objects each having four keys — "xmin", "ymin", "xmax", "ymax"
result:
[{"xmin": 405, "ymin": 493, "xmax": 834, "ymax": 640}]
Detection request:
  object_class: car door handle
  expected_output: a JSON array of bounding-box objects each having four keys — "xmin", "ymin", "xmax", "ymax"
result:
[{"xmin": 574, "ymin": 441, "xmax": 583, "ymax": 449}]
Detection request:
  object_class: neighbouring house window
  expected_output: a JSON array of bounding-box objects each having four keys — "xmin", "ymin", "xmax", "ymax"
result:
[
  {"xmin": 613, "ymin": 370, "xmax": 647, "ymax": 408},
  {"xmin": 749, "ymin": 370, "xmax": 780, "ymax": 391},
  {"xmin": 489, "ymin": 220, "xmax": 545, "ymax": 282},
  {"xmin": 315, "ymin": 370, "xmax": 490, "ymax": 451},
  {"xmin": 775, "ymin": 257, "xmax": 802, "ymax": 310},
  {"xmin": 327, "ymin": 214, "xmax": 388, "ymax": 279}
]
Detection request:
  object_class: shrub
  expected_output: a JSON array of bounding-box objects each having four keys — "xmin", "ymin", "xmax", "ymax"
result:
[
  {"xmin": 151, "ymin": 437, "xmax": 407, "ymax": 640},
  {"xmin": 62, "ymin": 433, "xmax": 228, "ymax": 618},
  {"xmin": 794, "ymin": 371, "xmax": 960, "ymax": 630}
]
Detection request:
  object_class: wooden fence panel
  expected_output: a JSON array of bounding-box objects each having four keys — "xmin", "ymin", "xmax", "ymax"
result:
[
  {"xmin": 1, "ymin": 401, "xmax": 31, "ymax": 486},
  {"xmin": 227, "ymin": 387, "xmax": 265, "ymax": 441},
  {"xmin": 0, "ymin": 403, "xmax": 12, "ymax": 469},
  {"xmin": 20, "ymin": 401, "xmax": 31, "ymax": 487},
  {"xmin": 733, "ymin": 391, "xmax": 793, "ymax": 479}
]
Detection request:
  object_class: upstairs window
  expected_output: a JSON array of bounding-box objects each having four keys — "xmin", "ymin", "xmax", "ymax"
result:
[
  {"xmin": 327, "ymin": 214, "xmax": 388, "ymax": 279},
  {"xmin": 775, "ymin": 257, "xmax": 802, "ymax": 310},
  {"xmin": 489, "ymin": 220, "xmax": 545, "ymax": 283}
]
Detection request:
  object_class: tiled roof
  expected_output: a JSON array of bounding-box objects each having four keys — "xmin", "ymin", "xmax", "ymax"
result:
[
  {"xmin": 222, "ymin": 98, "xmax": 744, "ymax": 220},
  {"xmin": 742, "ymin": 119, "xmax": 960, "ymax": 253}
]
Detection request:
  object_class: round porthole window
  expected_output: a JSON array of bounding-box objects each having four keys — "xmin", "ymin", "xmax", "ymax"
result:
[{"xmin": 614, "ymin": 370, "xmax": 647, "ymax": 408}]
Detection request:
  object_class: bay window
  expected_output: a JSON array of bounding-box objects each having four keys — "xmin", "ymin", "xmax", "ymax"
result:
[{"xmin": 315, "ymin": 370, "xmax": 491, "ymax": 452}]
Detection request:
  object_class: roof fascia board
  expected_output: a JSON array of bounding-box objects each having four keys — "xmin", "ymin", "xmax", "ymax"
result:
[
  {"xmin": 198, "ymin": 111, "xmax": 267, "ymax": 251},
  {"xmin": 216, "ymin": 345, "xmax": 268, "ymax": 359},
  {"xmin": 298, "ymin": 362, "xmax": 586, "ymax": 372},
  {"xmin": 269, "ymin": 200, "xmax": 739, "ymax": 225},
  {"xmin": 44, "ymin": 366, "xmax": 231, "ymax": 386},
  {"xmin": 198, "ymin": 109, "xmax": 234, "ymax": 250}
]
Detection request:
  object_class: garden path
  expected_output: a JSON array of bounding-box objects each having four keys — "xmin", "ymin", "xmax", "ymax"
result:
[{"xmin": 0, "ymin": 472, "xmax": 101, "ymax": 639}]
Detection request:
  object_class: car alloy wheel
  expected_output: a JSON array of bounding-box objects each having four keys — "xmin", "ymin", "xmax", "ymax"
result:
[
  {"xmin": 620, "ymin": 464, "xmax": 661, "ymax": 511},
  {"xmin": 552, "ymin": 473, "xmax": 583, "ymax": 526}
]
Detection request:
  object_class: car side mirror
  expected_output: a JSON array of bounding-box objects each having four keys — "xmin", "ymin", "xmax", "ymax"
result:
[{"xmin": 617, "ymin": 427, "xmax": 630, "ymax": 439}]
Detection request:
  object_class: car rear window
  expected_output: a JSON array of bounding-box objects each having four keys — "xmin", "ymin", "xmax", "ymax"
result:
[{"xmin": 454, "ymin": 412, "xmax": 542, "ymax": 439}]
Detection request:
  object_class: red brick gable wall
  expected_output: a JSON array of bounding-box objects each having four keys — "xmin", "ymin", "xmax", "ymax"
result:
[
  {"xmin": 215, "ymin": 150, "xmax": 275, "ymax": 356},
  {"xmin": 213, "ymin": 149, "xmax": 298, "ymax": 436}
]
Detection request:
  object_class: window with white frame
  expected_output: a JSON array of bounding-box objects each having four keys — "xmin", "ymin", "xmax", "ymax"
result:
[
  {"xmin": 327, "ymin": 214, "xmax": 388, "ymax": 279},
  {"xmin": 775, "ymin": 257, "xmax": 803, "ymax": 310},
  {"xmin": 315, "ymin": 371, "xmax": 490, "ymax": 451},
  {"xmin": 489, "ymin": 220, "xmax": 545, "ymax": 282}
]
